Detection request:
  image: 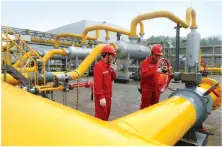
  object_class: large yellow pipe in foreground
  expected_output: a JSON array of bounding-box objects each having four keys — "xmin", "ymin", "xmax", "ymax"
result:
[
  {"xmin": 130, "ymin": 7, "xmax": 197, "ymax": 37},
  {"xmin": 54, "ymin": 31, "xmax": 99, "ymax": 48},
  {"xmin": 2, "ymin": 77, "xmax": 221, "ymax": 145},
  {"xmin": 81, "ymin": 25, "xmax": 130, "ymax": 44},
  {"xmin": 1, "ymin": 82, "xmax": 164, "ymax": 146},
  {"xmin": 111, "ymin": 96, "xmax": 196, "ymax": 145}
]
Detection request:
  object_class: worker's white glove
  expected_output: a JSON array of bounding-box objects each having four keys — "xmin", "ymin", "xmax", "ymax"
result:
[
  {"xmin": 157, "ymin": 68, "xmax": 162, "ymax": 73},
  {"xmin": 100, "ymin": 98, "xmax": 106, "ymax": 107},
  {"xmin": 157, "ymin": 67, "xmax": 168, "ymax": 73},
  {"xmin": 111, "ymin": 63, "xmax": 117, "ymax": 72}
]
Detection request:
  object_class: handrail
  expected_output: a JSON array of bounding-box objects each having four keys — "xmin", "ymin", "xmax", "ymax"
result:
[
  {"xmin": 54, "ymin": 31, "xmax": 99, "ymax": 48},
  {"xmin": 1, "ymin": 27, "xmax": 42, "ymax": 85}
]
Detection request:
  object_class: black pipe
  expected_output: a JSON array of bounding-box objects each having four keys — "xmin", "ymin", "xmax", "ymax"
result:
[
  {"xmin": 175, "ymin": 24, "xmax": 181, "ymax": 72},
  {"xmin": 116, "ymin": 33, "xmax": 121, "ymax": 41}
]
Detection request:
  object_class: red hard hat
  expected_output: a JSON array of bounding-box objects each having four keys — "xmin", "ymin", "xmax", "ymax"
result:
[
  {"xmin": 101, "ymin": 44, "xmax": 116, "ymax": 55},
  {"xmin": 151, "ymin": 44, "xmax": 163, "ymax": 56}
]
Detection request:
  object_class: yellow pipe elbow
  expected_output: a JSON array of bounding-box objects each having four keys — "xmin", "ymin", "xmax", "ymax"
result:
[
  {"xmin": 130, "ymin": 7, "xmax": 197, "ymax": 37},
  {"xmin": 54, "ymin": 31, "xmax": 99, "ymax": 48},
  {"xmin": 42, "ymin": 48, "xmax": 66, "ymax": 62},
  {"xmin": 69, "ymin": 44, "xmax": 107, "ymax": 79},
  {"xmin": 186, "ymin": 7, "xmax": 197, "ymax": 28},
  {"xmin": 81, "ymin": 25, "xmax": 130, "ymax": 44},
  {"xmin": 68, "ymin": 43, "xmax": 118, "ymax": 80}
]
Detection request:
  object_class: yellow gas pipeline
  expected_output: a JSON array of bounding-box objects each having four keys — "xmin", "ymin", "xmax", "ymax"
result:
[
  {"xmin": 201, "ymin": 67, "xmax": 222, "ymax": 73},
  {"xmin": 1, "ymin": 81, "xmax": 164, "ymax": 146},
  {"xmin": 2, "ymin": 77, "xmax": 221, "ymax": 146},
  {"xmin": 81, "ymin": 25, "xmax": 131, "ymax": 44},
  {"xmin": 15, "ymin": 67, "xmax": 37, "ymax": 72},
  {"xmin": 105, "ymin": 30, "xmax": 110, "ymax": 40},
  {"xmin": 42, "ymin": 48, "xmax": 67, "ymax": 62},
  {"xmin": 54, "ymin": 31, "xmax": 99, "ymax": 48},
  {"xmin": 138, "ymin": 21, "xmax": 145, "ymax": 35},
  {"xmin": 111, "ymin": 77, "xmax": 222, "ymax": 145},
  {"xmin": 111, "ymin": 96, "xmax": 196, "ymax": 145},
  {"xmin": 61, "ymin": 43, "xmax": 117, "ymax": 80},
  {"xmin": 130, "ymin": 7, "xmax": 197, "ymax": 37}
]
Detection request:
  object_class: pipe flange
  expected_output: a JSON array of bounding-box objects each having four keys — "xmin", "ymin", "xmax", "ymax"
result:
[
  {"xmin": 129, "ymin": 36, "xmax": 139, "ymax": 44},
  {"xmin": 190, "ymin": 26, "xmax": 198, "ymax": 29},
  {"xmin": 81, "ymin": 43, "xmax": 88, "ymax": 48},
  {"xmin": 139, "ymin": 33, "xmax": 145, "ymax": 40},
  {"xmin": 173, "ymin": 72, "xmax": 181, "ymax": 81}
]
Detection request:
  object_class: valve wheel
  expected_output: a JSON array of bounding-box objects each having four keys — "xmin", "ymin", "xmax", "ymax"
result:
[{"xmin": 155, "ymin": 58, "xmax": 173, "ymax": 93}]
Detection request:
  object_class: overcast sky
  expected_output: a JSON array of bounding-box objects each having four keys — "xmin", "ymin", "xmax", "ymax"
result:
[{"xmin": 1, "ymin": 0, "xmax": 222, "ymax": 38}]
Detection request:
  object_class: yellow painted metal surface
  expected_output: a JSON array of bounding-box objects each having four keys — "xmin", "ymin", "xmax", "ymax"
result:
[
  {"xmin": 38, "ymin": 85, "xmax": 64, "ymax": 92},
  {"xmin": 105, "ymin": 30, "xmax": 110, "ymax": 40},
  {"xmin": 138, "ymin": 21, "xmax": 145, "ymax": 35},
  {"xmin": 200, "ymin": 67, "xmax": 222, "ymax": 73},
  {"xmin": 199, "ymin": 78, "xmax": 222, "ymax": 110},
  {"xmin": 111, "ymin": 96, "xmax": 196, "ymax": 145},
  {"xmin": 54, "ymin": 31, "xmax": 99, "ymax": 48},
  {"xmin": 15, "ymin": 67, "xmax": 37, "ymax": 72},
  {"xmin": 69, "ymin": 44, "xmax": 111, "ymax": 79},
  {"xmin": 2, "ymin": 82, "xmax": 165, "ymax": 146},
  {"xmin": 130, "ymin": 7, "xmax": 197, "ymax": 37},
  {"xmin": 81, "ymin": 25, "xmax": 130, "ymax": 44},
  {"xmin": 42, "ymin": 48, "xmax": 66, "ymax": 62}
]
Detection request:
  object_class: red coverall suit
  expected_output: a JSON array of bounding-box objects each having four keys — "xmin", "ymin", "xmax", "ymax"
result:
[
  {"xmin": 93, "ymin": 59, "xmax": 116, "ymax": 120},
  {"xmin": 140, "ymin": 56, "xmax": 160, "ymax": 109}
]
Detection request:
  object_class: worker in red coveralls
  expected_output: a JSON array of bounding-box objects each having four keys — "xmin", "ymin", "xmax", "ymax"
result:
[
  {"xmin": 139, "ymin": 44, "xmax": 167, "ymax": 109},
  {"xmin": 93, "ymin": 45, "xmax": 117, "ymax": 120}
]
